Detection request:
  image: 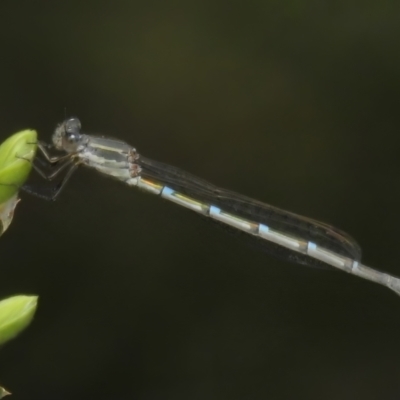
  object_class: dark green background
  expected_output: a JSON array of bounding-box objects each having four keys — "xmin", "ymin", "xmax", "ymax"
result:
[{"xmin": 1, "ymin": 1, "xmax": 400, "ymax": 399}]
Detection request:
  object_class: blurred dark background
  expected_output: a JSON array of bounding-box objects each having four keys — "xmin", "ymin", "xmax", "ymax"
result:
[{"xmin": 1, "ymin": 1, "xmax": 400, "ymax": 399}]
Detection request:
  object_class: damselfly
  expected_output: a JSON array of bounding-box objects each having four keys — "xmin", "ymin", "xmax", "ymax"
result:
[{"xmin": 26, "ymin": 118, "xmax": 400, "ymax": 296}]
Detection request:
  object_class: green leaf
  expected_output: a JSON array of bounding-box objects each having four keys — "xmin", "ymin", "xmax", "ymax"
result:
[
  {"xmin": 0, "ymin": 387, "xmax": 11, "ymax": 398},
  {"xmin": 0, "ymin": 129, "xmax": 37, "ymax": 204},
  {"xmin": 0, "ymin": 195, "xmax": 20, "ymax": 237},
  {"xmin": 0, "ymin": 295, "xmax": 38, "ymax": 346},
  {"xmin": 0, "ymin": 129, "xmax": 38, "ymax": 235}
]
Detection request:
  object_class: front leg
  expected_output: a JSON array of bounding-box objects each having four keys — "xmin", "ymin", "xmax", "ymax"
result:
[
  {"xmin": 37, "ymin": 141, "xmax": 75, "ymax": 164},
  {"xmin": 32, "ymin": 158, "xmax": 75, "ymax": 181},
  {"xmin": 16, "ymin": 154, "xmax": 74, "ymax": 181}
]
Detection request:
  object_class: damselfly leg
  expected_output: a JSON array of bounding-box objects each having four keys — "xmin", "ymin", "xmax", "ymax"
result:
[{"xmin": 21, "ymin": 141, "xmax": 80, "ymax": 201}]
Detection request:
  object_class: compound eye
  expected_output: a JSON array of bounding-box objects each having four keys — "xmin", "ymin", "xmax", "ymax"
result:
[
  {"xmin": 65, "ymin": 117, "xmax": 81, "ymax": 135},
  {"xmin": 65, "ymin": 132, "xmax": 79, "ymax": 143}
]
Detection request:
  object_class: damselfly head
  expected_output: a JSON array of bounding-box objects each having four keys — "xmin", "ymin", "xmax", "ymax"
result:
[{"xmin": 53, "ymin": 117, "xmax": 83, "ymax": 152}]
